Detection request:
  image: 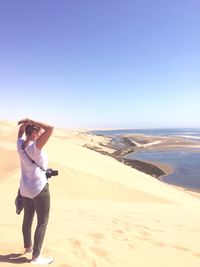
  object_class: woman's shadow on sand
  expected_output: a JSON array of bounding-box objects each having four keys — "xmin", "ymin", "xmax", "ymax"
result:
[{"xmin": 0, "ymin": 253, "xmax": 29, "ymax": 264}]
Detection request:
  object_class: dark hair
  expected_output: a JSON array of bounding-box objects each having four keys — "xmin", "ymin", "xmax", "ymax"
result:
[{"xmin": 25, "ymin": 124, "xmax": 40, "ymax": 136}]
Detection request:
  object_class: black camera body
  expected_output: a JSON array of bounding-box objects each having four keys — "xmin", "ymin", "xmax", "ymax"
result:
[{"xmin": 46, "ymin": 168, "xmax": 58, "ymax": 179}]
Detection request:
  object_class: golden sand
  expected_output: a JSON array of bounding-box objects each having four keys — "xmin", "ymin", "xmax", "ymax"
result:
[{"xmin": 0, "ymin": 121, "xmax": 200, "ymax": 267}]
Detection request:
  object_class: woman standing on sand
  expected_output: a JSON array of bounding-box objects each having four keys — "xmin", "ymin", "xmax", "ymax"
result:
[{"xmin": 17, "ymin": 118, "xmax": 54, "ymax": 265}]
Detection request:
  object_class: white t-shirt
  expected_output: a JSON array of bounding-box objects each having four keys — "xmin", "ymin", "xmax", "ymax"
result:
[{"xmin": 17, "ymin": 138, "xmax": 48, "ymax": 198}]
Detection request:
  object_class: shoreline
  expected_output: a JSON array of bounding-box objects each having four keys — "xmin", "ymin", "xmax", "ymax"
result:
[
  {"xmin": 85, "ymin": 146, "xmax": 173, "ymax": 179},
  {"xmin": 122, "ymin": 158, "xmax": 174, "ymax": 179},
  {"xmin": 84, "ymin": 132, "xmax": 200, "ymax": 195},
  {"xmin": 84, "ymin": 135, "xmax": 174, "ymax": 179}
]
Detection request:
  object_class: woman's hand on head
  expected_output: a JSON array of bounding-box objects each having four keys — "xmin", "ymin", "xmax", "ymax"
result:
[
  {"xmin": 18, "ymin": 118, "xmax": 32, "ymax": 125},
  {"xmin": 17, "ymin": 118, "xmax": 53, "ymax": 147}
]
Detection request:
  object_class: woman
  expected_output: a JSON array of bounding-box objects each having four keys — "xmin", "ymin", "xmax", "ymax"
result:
[{"xmin": 17, "ymin": 118, "xmax": 54, "ymax": 265}]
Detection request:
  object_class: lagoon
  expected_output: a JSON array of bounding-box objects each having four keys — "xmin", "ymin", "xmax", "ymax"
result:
[{"xmin": 93, "ymin": 128, "xmax": 200, "ymax": 190}]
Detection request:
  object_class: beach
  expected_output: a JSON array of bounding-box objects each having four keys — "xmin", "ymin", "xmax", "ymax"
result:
[
  {"xmin": 1, "ymin": 121, "xmax": 200, "ymax": 267},
  {"xmin": 85, "ymin": 131, "xmax": 200, "ymax": 179}
]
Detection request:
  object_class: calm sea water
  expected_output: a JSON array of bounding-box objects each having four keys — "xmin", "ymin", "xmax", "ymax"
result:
[{"xmin": 93, "ymin": 128, "xmax": 200, "ymax": 190}]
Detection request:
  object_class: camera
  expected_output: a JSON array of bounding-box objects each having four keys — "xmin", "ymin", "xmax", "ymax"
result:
[{"xmin": 46, "ymin": 168, "xmax": 58, "ymax": 179}]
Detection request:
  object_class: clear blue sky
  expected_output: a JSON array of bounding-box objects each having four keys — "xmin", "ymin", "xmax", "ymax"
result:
[{"xmin": 1, "ymin": 0, "xmax": 200, "ymax": 128}]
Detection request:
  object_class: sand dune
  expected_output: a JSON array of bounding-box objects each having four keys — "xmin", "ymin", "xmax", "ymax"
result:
[{"xmin": 0, "ymin": 120, "xmax": 200, "ymax": 267}]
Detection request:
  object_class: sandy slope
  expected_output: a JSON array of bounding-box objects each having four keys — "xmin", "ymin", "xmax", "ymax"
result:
[{"xmin": 0, "ymin": 121, "xmax": 200, "ymax": 267}]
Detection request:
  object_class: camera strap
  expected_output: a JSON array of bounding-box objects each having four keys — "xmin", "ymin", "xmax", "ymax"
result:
[{"xmin": 22, "ymin": 146, "xmax": 46, "ymax": 172}]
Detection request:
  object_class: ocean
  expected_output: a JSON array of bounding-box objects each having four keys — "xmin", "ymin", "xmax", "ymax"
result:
[{"xmin": 93, "ymin": 128, "xmax": 200, "ymax": 191}]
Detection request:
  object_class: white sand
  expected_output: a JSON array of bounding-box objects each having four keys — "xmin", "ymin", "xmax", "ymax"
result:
[{"xmin": 0, "ymin": 120, "xmax": 200, "ymax": 267}]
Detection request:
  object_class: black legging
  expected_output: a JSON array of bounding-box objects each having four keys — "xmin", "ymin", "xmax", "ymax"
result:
[{"xmin": 22, "ymin": 183, "xmax": 50, "ymax": 258}]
